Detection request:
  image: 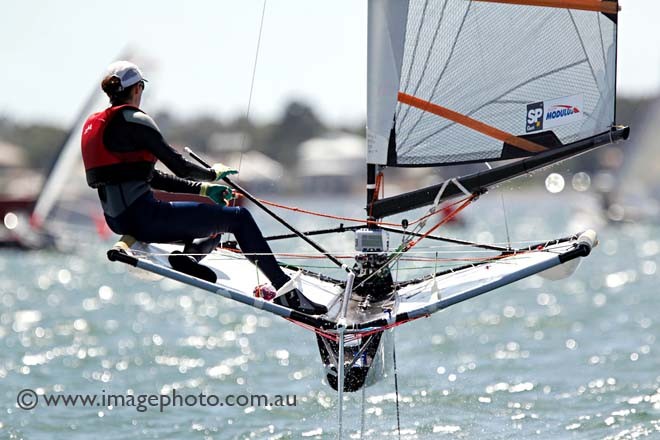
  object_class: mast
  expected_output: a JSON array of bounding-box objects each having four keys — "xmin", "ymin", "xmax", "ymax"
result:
[
  {"xmin": 366, "ymin": 163, "xmax": 377, "ymax": 223},
  {"xmin": 365, "ymin": 0, "xmax": 409, "ymax": 226}
]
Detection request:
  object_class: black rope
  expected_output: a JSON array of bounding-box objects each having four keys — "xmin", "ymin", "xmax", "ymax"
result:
[
  {"xmin": 378, "ymin": 225, "xmax": 509, "ymax": 252},
  {"xmin": 393, "ymin": 333, "xmax": 402, "ymax": 440},
  {"xmin": 264, "ymin": 224, "xmax": 361, "ymax": 242},
  {"xmin": 265, "ymin": 223, "xmax": 511, "ymax": 254}
]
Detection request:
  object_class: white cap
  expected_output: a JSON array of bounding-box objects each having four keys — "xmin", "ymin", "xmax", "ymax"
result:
[{"xmin": 106, "ymin": 60, "xmax": 147, "ymax": 90}]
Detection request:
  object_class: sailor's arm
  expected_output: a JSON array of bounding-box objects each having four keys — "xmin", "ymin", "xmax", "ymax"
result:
[
  {"xmin": 150, "ymin": 170, "xmax": 234, "ymax": 204},
  {"xmin": 149, "ymin": 170, "xmax": 201, "ymax": 194},
  {"xmin": 122, "ymin": 109, "xmax": 216, "ymax": 181}
]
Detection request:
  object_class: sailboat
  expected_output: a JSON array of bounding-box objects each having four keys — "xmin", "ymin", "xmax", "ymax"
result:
[
  {"xmin": 107, "ymin": 0, "xmax": 627, "ymax": 423},
  {"xmin": 1, "ymin": 52, "xmax": 142, "ymax": 250},
  {"xmin": 597, "ymin": 98, "xmax": 660, "ymax": 223},
  {"xmin": 0, "ymin": 82, "xmax": 100, "ymax": 250}
]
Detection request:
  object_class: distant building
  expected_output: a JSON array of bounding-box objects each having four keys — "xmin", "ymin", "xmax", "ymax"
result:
[
  {"xmin": 297, "ymin": 133, "xmax": 365, "ymax": 193},
  {"xmin": 209, "ymin": 131, "xmax": 250, "ymax": 153},
  {"xmin": 0, "ymin": 141, "xmax": 42, "ymax": 198},
  {"xmin": 0, "ymin": 140, "xmax": 26, "ymax": 168},
  {"xmin": 210, "ymin": 150, "xmax": 284, "ymax": 193}
]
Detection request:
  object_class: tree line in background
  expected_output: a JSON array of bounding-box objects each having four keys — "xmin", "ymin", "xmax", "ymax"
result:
[
  {"xmin": 0, "ymin": 101, "xmax": 363, "ymax": 172},
  {"xmin": 0, "ymin": 97, "xmax": 651, "ymax": 173}
]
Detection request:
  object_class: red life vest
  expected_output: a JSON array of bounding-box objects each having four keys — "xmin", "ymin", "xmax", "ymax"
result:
[{"xmin": 81, "ymin": 105, "xmax": 156, "ymax": 188}]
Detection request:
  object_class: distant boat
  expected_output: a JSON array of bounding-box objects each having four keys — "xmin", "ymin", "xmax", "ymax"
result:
[
  {"xmin": 598, "ymin": 97, "xmax": 660, "ymax": 223},
  {"xmin": 0, "ymin": 198, "xmax": 39, "ymax": 249},
  {"xmin": 0, "ymin": 63, "xmax": 112, "ymax": 249}
]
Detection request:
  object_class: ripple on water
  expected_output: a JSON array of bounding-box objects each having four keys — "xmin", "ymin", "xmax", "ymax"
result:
[{"xmin": 1, "ymin": 201, "xmax": 659, "ymax": 439}]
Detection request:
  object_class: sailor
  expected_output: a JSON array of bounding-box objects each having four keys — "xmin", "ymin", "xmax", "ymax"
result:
[{"xmin": 81, "ymin": 61, "xmax": 326, "ymax": 315}]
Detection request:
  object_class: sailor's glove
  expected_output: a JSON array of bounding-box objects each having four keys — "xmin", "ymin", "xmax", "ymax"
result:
[
  {"xmin": 200, "ymin": 183, "xmax": 235, "ymax": 206},
  {"xmin": 211, "ymin": 163, "xmax": 238, "ymax": 181}
]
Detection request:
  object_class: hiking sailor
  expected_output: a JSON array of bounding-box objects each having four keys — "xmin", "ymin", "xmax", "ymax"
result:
[{"xmin": 81, "ymin": 60, "xmax": 326, "ymax": 315}]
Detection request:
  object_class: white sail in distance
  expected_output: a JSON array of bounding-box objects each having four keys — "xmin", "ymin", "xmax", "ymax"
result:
[
  {"xmin": 31, "ymin": 50, "xmax": 141, "ymax": 229},
  {"xmin": 30, "ymin": 86, "xmax": 104, "ymax": 227}
]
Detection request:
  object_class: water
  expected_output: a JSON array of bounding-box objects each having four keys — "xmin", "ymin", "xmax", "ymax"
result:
[{"xmin": 1, "ymin": 192, "xmax": 659, "ymax": 439}]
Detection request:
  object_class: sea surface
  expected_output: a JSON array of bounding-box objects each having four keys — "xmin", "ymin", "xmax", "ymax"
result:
[{"xmin": 1, "ymin": 191, "xmax": 659, "ymax": 439}]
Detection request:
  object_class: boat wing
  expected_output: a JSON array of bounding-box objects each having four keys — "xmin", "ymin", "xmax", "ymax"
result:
[
  {"xmin": 107, "ymin": 239, "xmax": 344, "ymax": 328},
  {"xmin": 394, "ymin": 237, "xmax": 590, "ymax": 321},
  {"xmin": 107, "ymin": 231, "xmax": 597, "ymax": 331}
]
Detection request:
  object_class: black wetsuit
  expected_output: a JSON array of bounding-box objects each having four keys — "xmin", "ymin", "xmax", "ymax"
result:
[{"xmin": 99, "ymin": 107, "xmax": 290, "ymax": 289}]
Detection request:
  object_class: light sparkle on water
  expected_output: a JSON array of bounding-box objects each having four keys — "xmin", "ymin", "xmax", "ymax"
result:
[
  {"xmin": 3, "ymin": 212, "xmax": 19, "ymax": 230},
  {"xmin": 1, "ymin": 194, "xmax": 659, "ymax": 439},
  {"xmin": 545, "ymin": 173, "xmax": 565, "ymax": 193}
]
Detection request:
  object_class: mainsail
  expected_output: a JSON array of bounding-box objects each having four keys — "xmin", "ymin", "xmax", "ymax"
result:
[{"xmin": 367, "ymin": 0, "xmax": 627, "ymax": 216}]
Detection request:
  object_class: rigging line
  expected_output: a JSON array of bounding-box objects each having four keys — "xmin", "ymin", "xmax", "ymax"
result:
[
  {"xmin": 351, "ymin": 194, "xmax": 475, "ymax": 292},
  {"xmin": 236, "ymin": 0, "xmax": 268, "ymax": 178},
  {"xmin": 402, "ymin": 204, "xmax": 435, "ymax": 247},
  {"xmin": 393, "ymin": 333, "xmax": 402, "ymax": 440},
  {"xmin": 258, "ymin": 194, "xmax": 470, "ymax": 228},
  {"xmin": 405, "ymin": 195, "xmax": 475, "ymax": 249},
  {"xmin": 402, "ymin": 189, "xmax": 472, "ymax": 244},
  {"xmin": 187, "ymin": 148, "xmax": 351, "ymax": 273},
  {"xmin": 408, "ymin": 178, "xmax": 470, "ymax": 241},
  {"xmin": 379, "ymin": 224, "xmax": 509, "ymax": 252},
  {"xmin": 134, "ymin": 239, "xmax": 571, "ymax": 258},
  {"xmin": 265, "ymin": 225, "xmax": 361, "ymax": 242},
  {"xmin": 391, "ymin": 229, "xmax": 403, "ymax": 440},
  {"xmin": 132, "ymin": 239, "xmax": 563, "ymax": 259},
  {"xmin": 486, "ymin": 161, "xmax": 512, "ymax": 250},
  {"xmin": 500, "ymin": 192, "xmax": 512, "ymax": 250},
  {"xmin": 397, "ymin": 1, "xmax": 471, "ymax": 149},
  {"xmin": 394, "ymin": 250, "xmax": 540, "ymax": 288},
  {"xmin": 360, "ymin": 386, "xmax": 367, "ymax": 440},
  {"xmin": 133, "ymin": 249, "xmax": 525, "ymax": 258}
]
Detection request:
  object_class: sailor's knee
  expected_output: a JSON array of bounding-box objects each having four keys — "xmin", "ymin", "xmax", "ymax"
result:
[
  {"xmin": 235, "ymin": 206, "xmax": 254, "ymax": 222},
  {"xmin": 217, "ymin": 206, "xmax": 256, "ymax": 233}
]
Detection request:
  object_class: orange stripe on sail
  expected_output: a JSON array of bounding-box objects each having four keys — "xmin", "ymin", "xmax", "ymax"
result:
[
  {"xmin": 472, "ymin": 0, "xmax": 619, "ymax": 14},
  {"xmin": 397, "ymin": 92, "xmax": 547, "ymax": 154}
]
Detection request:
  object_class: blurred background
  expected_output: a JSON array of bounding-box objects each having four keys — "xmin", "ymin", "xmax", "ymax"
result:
[
  {"xmin": 0, "ymin": 0, "xmax": 659, "ymax": 245},
  {"xmin": 1, "ymin": 1, "xmax": 659, "ymax": 439}
]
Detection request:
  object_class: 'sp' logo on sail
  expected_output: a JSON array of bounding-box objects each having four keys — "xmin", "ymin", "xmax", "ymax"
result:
[{"xmin": 526, "ymin": 102, "xmax": 544, "ymax": 133}]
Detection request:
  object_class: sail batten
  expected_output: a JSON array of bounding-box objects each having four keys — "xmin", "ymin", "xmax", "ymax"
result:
[
  {"xmin": 367, "ymin": 0, "xmax": 619, "ymax": 168},
  {"xmin": 398, "ymin": 93, "xmax": 547, "ymax": 153},
  {"xmin": 473, "ymin": 0, "xmax": 619, "ymax": 14}
]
